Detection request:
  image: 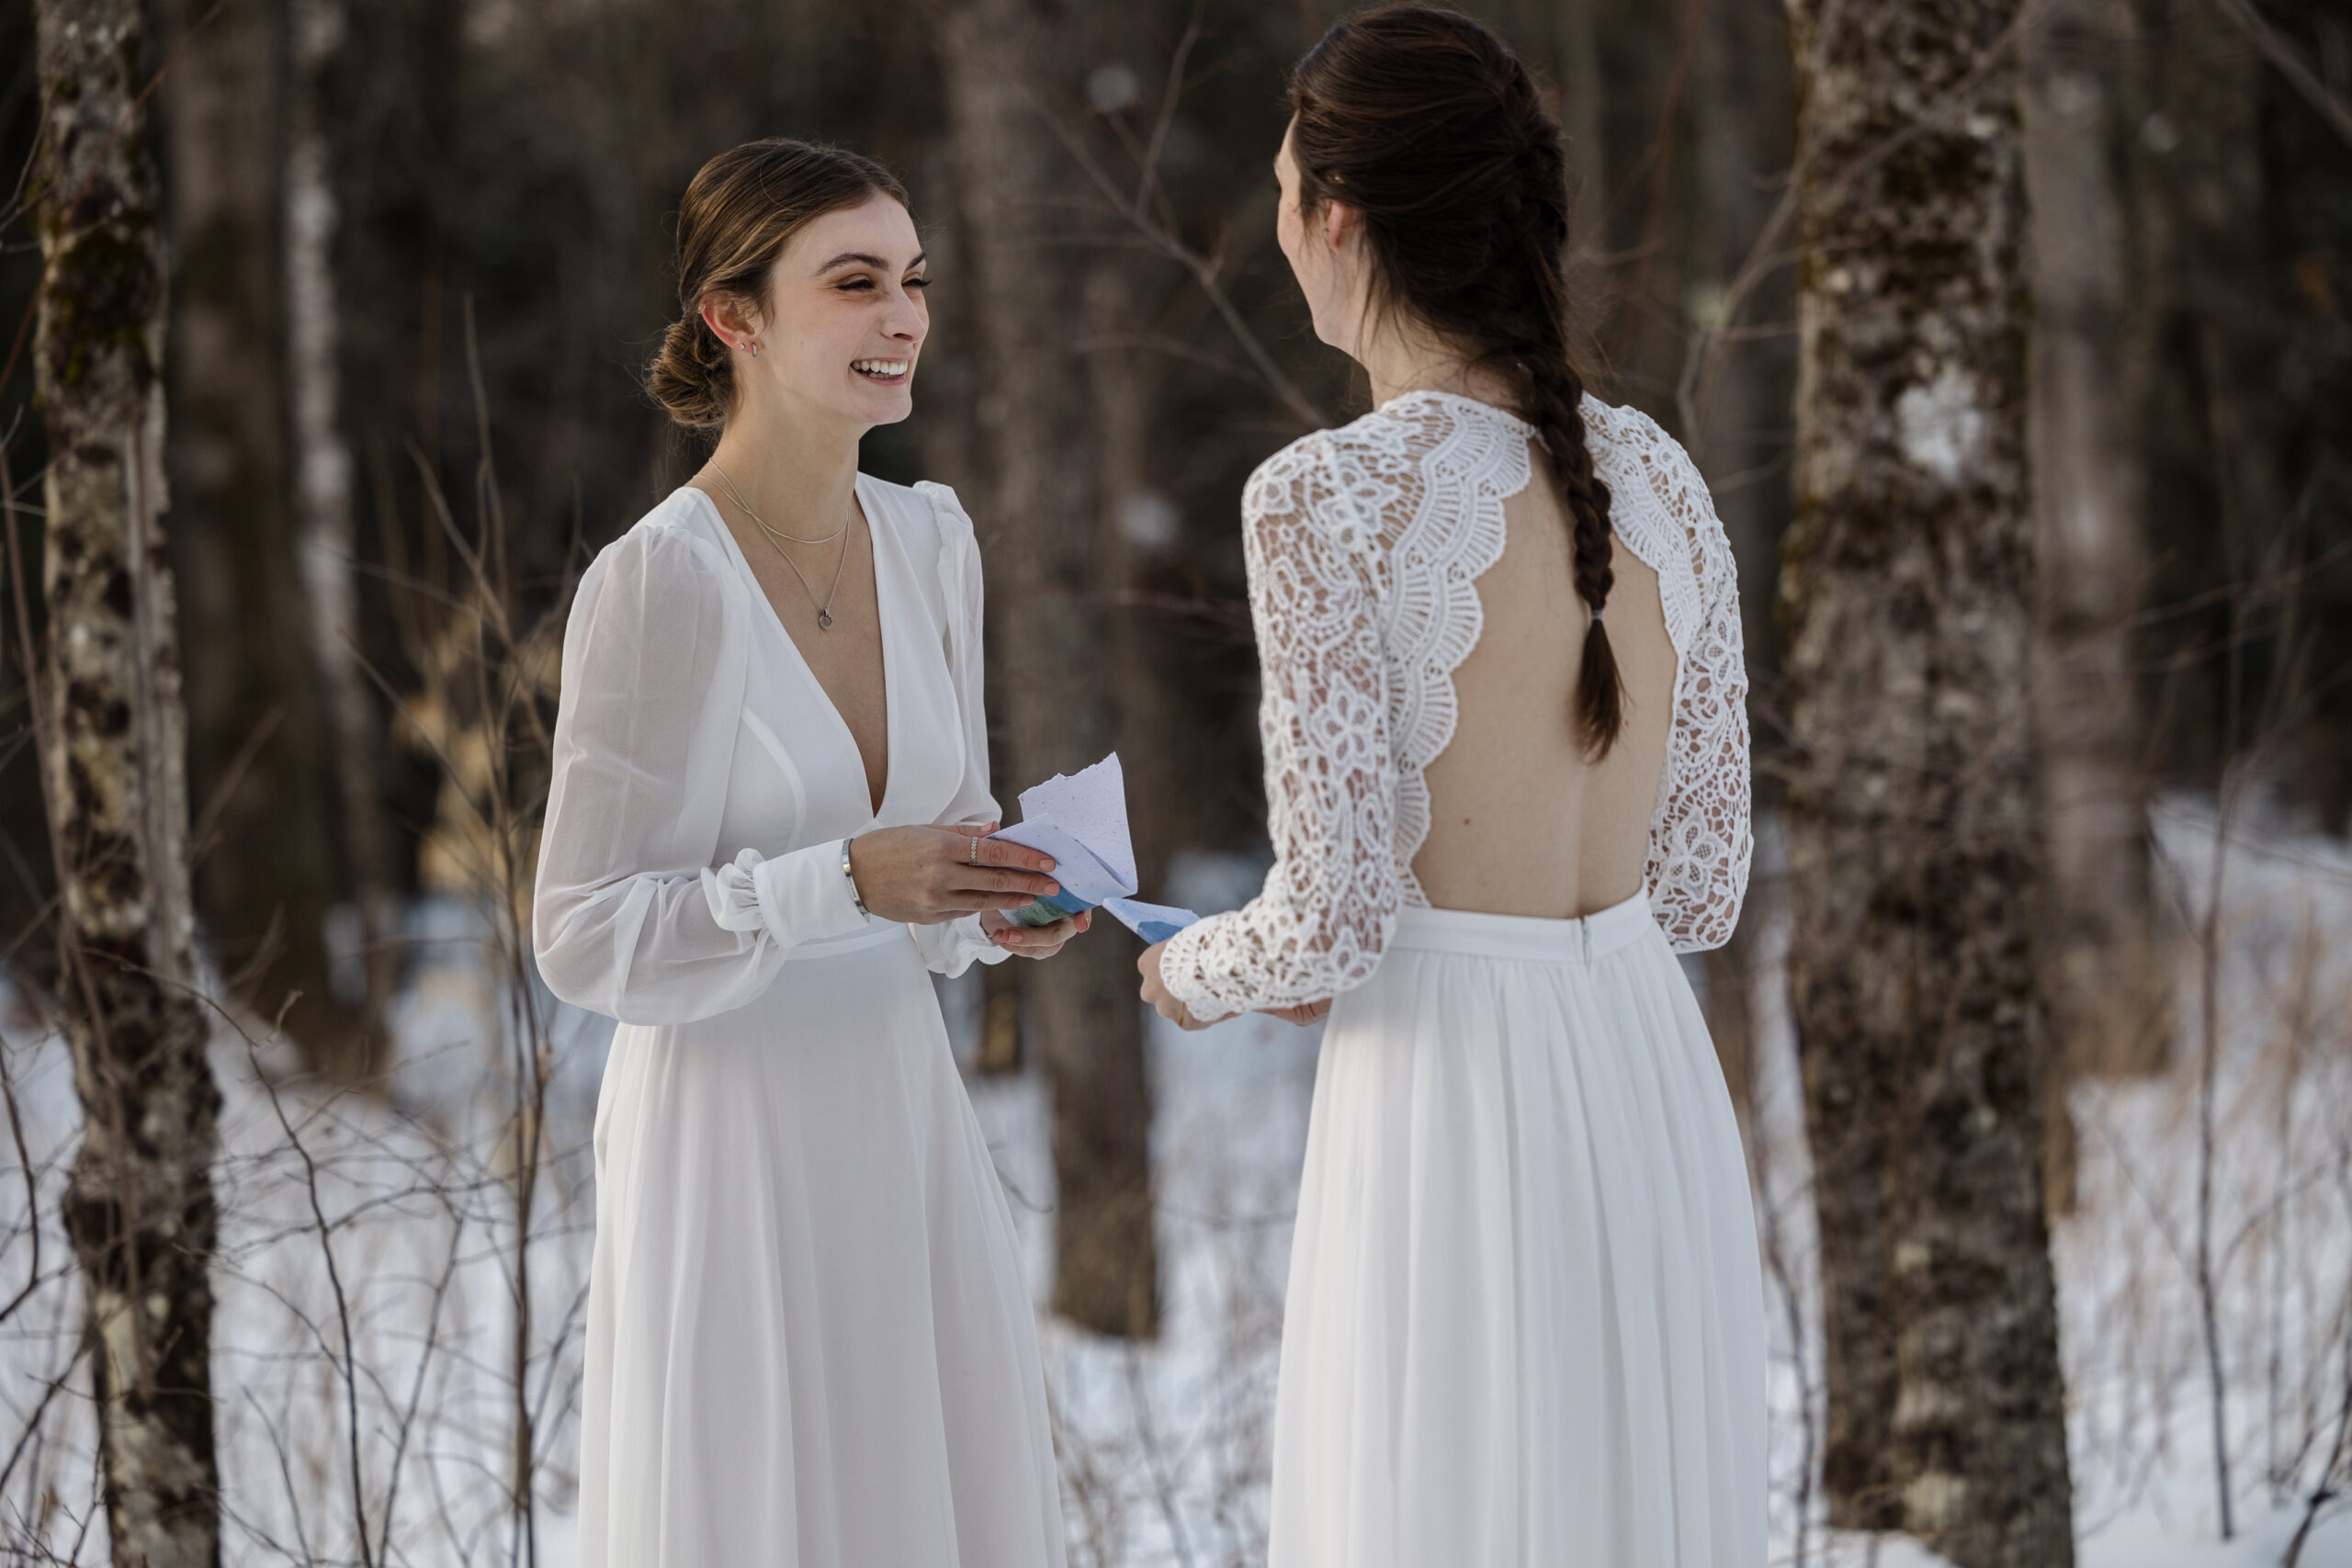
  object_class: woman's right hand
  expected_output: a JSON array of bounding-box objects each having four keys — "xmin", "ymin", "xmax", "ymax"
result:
[{"xmin": 846, "ymin": 824, "xmax": 1061, "ymax": 925}]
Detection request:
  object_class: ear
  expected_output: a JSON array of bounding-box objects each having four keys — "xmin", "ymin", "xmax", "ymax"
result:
[
  {"xmin": 1322, "ymin": 199, "xmax": 1356, "ymax": 254},
  {"xmin": 699, "ymin": 293, "xmax": 761, "ymax": 354}
]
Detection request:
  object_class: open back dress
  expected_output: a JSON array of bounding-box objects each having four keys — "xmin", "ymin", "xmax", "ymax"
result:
[{"xmin": 1159, "ymin": 389, "xmax": 1765, "ymax": 1568}]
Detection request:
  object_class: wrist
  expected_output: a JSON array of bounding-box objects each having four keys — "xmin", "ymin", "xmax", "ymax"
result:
[{"xmin": 841, "ymin": 836, "xmax": 871, "ymax": 918}]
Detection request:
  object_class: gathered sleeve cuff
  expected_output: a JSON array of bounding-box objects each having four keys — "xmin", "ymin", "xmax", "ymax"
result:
[{"xmin": 699, "ymin": 841, "xmax": 870, "ymax": 946}]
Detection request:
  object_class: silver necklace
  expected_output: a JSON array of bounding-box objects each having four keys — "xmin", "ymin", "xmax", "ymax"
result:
[{"xmin": 708, "ymin": 463, "xmax": 853, "ymax": 630}]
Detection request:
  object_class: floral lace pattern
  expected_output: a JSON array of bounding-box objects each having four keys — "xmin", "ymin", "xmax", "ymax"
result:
[{"xmin": 1159, "ymin": 390, "xmax": 1752, "ymax": 1020}]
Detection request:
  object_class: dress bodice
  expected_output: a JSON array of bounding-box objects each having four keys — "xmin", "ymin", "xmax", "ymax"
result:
[
  {"xmin": 705, "ymin": 478, "xmax": 972, "ymax": 856},
  {"xmin": 533, "ymin": 477, "xmax": 1009, "ymax": 1028},
  {"xmin": 1159, "ymin": 390, "xmax": 1752, "ymax": 1021}
]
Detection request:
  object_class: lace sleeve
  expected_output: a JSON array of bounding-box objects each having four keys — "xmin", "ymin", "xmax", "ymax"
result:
[
  {"xmin": 1157, "ymin": 434, "xmax": 1401, "ymax": 1021},
  {"xmin": 1623, "ymin": 420, "xmax": 1752, "ymax": 952}
]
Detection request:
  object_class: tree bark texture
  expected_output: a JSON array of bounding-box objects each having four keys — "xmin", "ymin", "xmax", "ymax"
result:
[
  {"xmin": 936, "ymin": 0, "xmax": 1160, "ymax": 1339},
  {"xmin": 161, "ymin": 0, "xmax": 367, "ymax": 1069},
  {"xmin": 1780, "ymin": 0, "xmax": 2076, "ymax": 1562},
  {"xmin": 2020, "ymin": 0, "xmax": 2165, "ymax": 1094},
  {"xmin": 32, "ymin": 2, "xmax": 223, "ymax": 1562}
]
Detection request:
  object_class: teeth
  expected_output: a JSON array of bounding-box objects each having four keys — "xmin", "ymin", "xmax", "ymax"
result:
[{"xmin": 853, "ymin": 359, "xmax": 909, "ymax": 377}]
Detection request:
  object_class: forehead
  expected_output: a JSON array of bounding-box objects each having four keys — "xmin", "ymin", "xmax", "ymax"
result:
[{"xmin": 778, "ymin": 194, "xmax": 921, "ymax": 272}]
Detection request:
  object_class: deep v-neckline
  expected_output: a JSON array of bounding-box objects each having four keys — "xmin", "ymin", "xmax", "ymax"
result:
[{"xmin": 695, "ymin": 478, "xmax": 899, "ymax": 820}]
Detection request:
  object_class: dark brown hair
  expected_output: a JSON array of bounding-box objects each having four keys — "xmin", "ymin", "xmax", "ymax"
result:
[
  {"xmin": 1291, "ymin": 5, "xmax": 1623, "ymax": 755},
  {"xmin": 647, "ymin": 139, "xmax": 910, "ymax": 430}
]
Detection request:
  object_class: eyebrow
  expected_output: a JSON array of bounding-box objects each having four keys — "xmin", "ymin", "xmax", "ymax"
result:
[{"xmin": 812, "ymin": 250, "xmax": 927, "ymax": 275}]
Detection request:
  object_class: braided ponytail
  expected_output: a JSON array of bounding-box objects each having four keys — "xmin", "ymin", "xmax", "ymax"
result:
[{"xmin": 1290, "ymin": 3, "xmax": 1625, "ymax": 756}]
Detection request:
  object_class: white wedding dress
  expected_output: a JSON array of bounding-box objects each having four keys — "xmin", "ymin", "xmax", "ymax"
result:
[
  {"xmin": 1159, "ymin": 390, "xmax": 1766, "ymax": 1567},
  {"xmin": 532, "ymin": 478, "xmax": 1067, "ymax": 1568}
]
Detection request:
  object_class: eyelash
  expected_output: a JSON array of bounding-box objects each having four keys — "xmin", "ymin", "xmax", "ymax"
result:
[{"xmin": 838, "ymin": 277, "xmax": 930, "ymax": 292}]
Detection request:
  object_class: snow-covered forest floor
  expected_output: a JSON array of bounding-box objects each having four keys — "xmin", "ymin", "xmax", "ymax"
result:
[{"xmin": 0, "ymin": 797, "xmax": 2345, "ymax": 1565}]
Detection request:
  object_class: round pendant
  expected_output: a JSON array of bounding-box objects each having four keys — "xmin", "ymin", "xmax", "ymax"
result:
[{"xmin": 818, "ymin": 610, "xmax": 833, "ymax": 630}]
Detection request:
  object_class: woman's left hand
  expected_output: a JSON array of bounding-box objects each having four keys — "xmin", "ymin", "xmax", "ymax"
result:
[
  {"xmin": 983, "ymin": 908, "xmax": 1090, "ymax": 958},
  {"xmin": 1137, "ymin": 940, "xmax": 1212, "ymax": 1031}
]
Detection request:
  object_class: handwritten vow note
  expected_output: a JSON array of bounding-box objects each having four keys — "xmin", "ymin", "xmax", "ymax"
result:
[{"xmin": 988, "ymin": 753, "xmax": 1200, "ymax": 943}]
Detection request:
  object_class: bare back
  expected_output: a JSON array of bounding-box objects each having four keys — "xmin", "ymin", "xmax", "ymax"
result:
[
  {"xmin": 1154, "ymin": 389, "xmax": 1753, "ymax": 1018},
  {"xmin": 1416, "ymin": 468, "xmax": 1675, "ymax": 919}
]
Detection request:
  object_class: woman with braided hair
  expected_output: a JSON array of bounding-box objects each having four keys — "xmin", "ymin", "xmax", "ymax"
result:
[{"xmin": 1136, "ymin": 6, "xmax": 1764, "ymax": 1562}]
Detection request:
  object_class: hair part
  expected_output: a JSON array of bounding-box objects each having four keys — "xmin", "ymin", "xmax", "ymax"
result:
[
  {"xmin": 647, "ymin": 139, "xmax": 910, "ymax": 431},
  {"xmin": 1290, "ymin": 4, "xmax": 1624, "ymax": 757}
]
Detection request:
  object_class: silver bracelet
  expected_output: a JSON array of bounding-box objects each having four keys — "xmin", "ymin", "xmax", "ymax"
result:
[{"xmin": 840, "ymin": 837, "xmax": 869, "ymax": 918}]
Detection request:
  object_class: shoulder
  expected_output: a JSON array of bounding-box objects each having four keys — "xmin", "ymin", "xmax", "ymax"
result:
[
  {"xmin": 582, "ymin": 488, "xmax": 740, "ymax": 603},
  {"xmin": 1581, "ymin": 397, "xmax": 1710, "ymax": 521},
  {"xmin": 859, "ymin": 472, "xmax": 978, "ymax": 565},
  {"xmin": 1242, "ymin": 410, "xmax": 1418, "ymax": 558},
  {"xmin": 1581, "ymin": 398, "xmax": 1741, "ymax": 626},
  {"xmin": 881, "ymin": 477, "xmax": 983, "ymax": 630}
]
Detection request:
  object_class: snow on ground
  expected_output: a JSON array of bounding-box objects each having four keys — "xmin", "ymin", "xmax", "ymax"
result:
[{"xmin": 0, "ymin": 799, "xmax": 2346, "ymax": 1563}]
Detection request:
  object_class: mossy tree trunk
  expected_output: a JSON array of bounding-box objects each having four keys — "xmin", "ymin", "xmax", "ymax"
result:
[
  {"xmin": 1779, "ymin": 0, "xmax": 2076, "ymax": 1562},
  {"xmin": 32, "ymin": 0, "xmax": 222, "ymax": 1562},
  {"xmin": 935, "ymin": 0, "xmax": 1159, "ymax": 1338}
]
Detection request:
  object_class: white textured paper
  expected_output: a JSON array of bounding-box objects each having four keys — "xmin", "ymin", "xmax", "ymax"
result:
[{"xmin": 988, "ymin": 752, "xmax": 1198, "ymax": 933}]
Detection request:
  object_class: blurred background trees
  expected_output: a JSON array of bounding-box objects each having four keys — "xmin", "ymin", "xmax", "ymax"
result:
[{"xmin": 1, "ymin": 0, "xmax": 2350, "ymax": 1557}]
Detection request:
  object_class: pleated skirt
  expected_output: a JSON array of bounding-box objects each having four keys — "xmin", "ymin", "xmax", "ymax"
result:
[
  {"xmin": 1268, "ymin": 893, "xmax": 1767, "ymax": 1568},
  {"xmin": 580, "ymin": 923, "xmax": 1066, "ymax": 1568}
]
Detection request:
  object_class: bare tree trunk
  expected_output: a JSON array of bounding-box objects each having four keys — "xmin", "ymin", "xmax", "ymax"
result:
[
  {"xmin": 32, "ymin": 2, "xmax": 222, "ymax": 1561},
  {"xmin": 2022, "ymin": 0, "xmax": 2164, "ymax": 1111},
  {"xmin": 936, "ymin": 0, "xmax": 1159, "ymax": 1338},
  {"xmin": 161, "ymin": 0, "xmax": 367, "ymax": 1070},
  {"xmin": 1685, "ymin": 0, "xmax": 1795, "ymax": 665},
  {"xmin": 287, "ymin": 0, "xmax": 401, "ymax": 1050},
  {"xmin": 1780, "ymin": 1, "xmax": 2076, "ymax": 1562}
]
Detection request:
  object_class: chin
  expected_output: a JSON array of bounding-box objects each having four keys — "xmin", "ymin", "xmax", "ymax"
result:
[
  {"xmin": 840, "ymin": 376, "xmax": 915, "ymax": 424},
  {"xmin": 857, "ymin": 387, "xmax": 915, "ymax": 424}
]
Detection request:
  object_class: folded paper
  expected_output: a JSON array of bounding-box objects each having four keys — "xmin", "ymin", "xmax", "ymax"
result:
[{"xmin": 989, "ymin": 753, "xmax": 1199, "ymax": 942}]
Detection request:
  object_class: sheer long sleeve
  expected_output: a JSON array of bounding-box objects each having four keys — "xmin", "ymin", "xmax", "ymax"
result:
[
  {"xmin": 532, "ymin": 524, "xmax": 866, "ymax": 1025},
  {"xmin": 1158, "ymin": 436, "xmax": 1400, "ymax": 1021},
  {"xmin": 1622, "ymin": 420, "xmax": 1753, "ymax": 952},
  {"xmin": 906, "ymin": 481, "xmax": 1014, "ymax": 979}
]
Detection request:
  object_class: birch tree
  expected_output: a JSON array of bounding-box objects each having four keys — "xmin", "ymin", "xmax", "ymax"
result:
[
  {"xmin": 32, "ymin": 0, "xmax": 222, "ymax": 1561},
  {"xmin": 1778, "ymin": 0, "xmax": 2075, "ymax": 1561}
]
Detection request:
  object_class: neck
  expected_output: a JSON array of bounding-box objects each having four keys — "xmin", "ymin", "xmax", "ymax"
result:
[
  {"xmin": 699, "ymin": 394, "xmax": 864, "ymax": 537},
  {"xmin": 1349, "ymin": 301, "xmax": 1515, "ymax": 412}
]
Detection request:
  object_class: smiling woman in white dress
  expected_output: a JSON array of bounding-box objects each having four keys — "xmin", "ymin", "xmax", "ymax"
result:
[
  {"xmin": 532, "ymin": 140, "xmax": 1080, "ymax": 1568},
  {"xmin": 1137, "ymin": 9, "xmax": 1766, "ymax": 1566}
]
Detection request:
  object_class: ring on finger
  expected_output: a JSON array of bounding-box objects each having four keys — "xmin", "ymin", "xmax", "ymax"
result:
[{"xmin": 968, "ymin": 836, "xmax": 982, "ymax": 865}]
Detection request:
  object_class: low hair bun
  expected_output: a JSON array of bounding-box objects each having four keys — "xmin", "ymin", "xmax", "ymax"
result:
[
  {"xmin": 649, "ymin": 314, "xmax": 730, "ymax": 431},
  {"xmin": 643, "ymin": 138, "xmax": 910, "ymax": 434}
]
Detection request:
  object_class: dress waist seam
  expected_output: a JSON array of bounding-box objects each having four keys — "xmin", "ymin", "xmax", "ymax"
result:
[{"xmin": 1387, "ymin": 891, "xmax": 1657, "ymax": 964}]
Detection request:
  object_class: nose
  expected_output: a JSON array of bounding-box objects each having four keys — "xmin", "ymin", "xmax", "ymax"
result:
[{"xmin": 887, "ymin": 285, "xmax": 926, "ymax": 344}]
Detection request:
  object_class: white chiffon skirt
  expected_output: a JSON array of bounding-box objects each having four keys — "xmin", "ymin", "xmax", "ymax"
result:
[
  {"xmin": 580, "ymin": 923, "xmax": 1066, "ymax": 1568},
  {"xmin": 1269, "ymin": 893, "xmax": 1767, "ymax": 1568}
]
